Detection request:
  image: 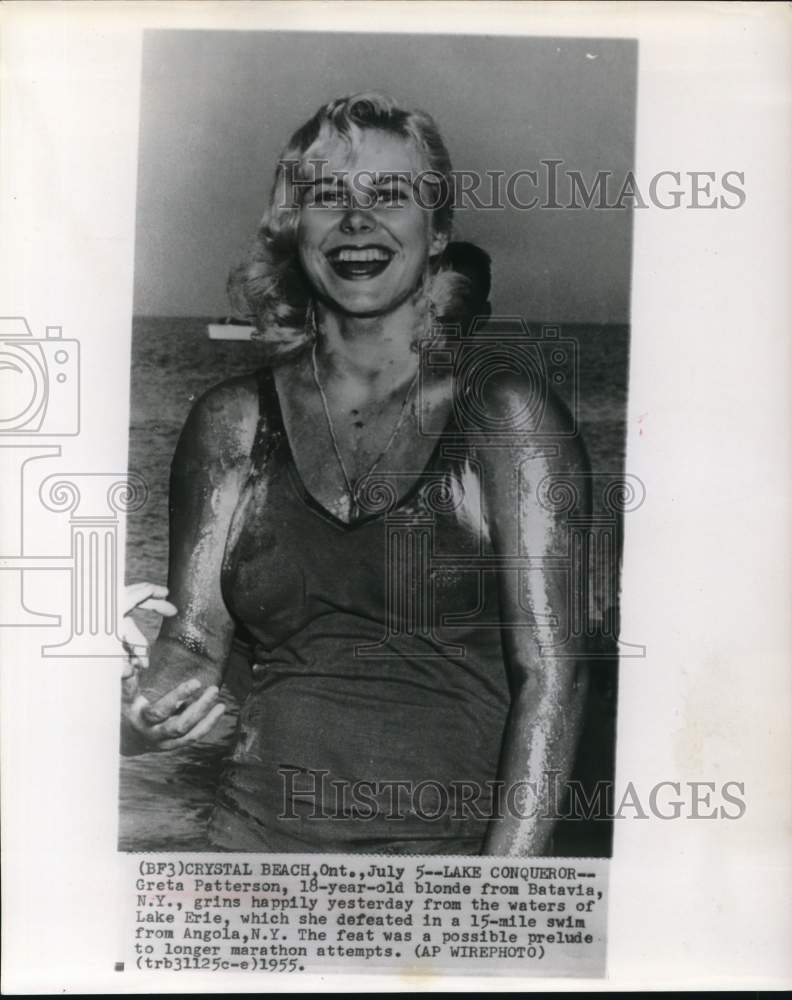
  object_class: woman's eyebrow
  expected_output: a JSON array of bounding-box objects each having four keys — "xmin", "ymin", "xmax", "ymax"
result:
[
  {"xmin": 306, "ymin": 176, "xmax": 343, "ymax": 187},
  {"xmin": 371, "ymin": 171, "xmax": 413, "ymax": 186},
  {"xmin": 302, "ymin": 172, "xmax": 414, "ymax": 189}
]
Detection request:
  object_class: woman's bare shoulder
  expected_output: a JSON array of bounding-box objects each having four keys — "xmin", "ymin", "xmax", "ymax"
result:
[
  {"xmin": 176, "ymin": 371, "xmax": 262, "ymax": 468},
  {"xmin": 465, "ymin": 367, "xmax": 588, "ymax": 473}
]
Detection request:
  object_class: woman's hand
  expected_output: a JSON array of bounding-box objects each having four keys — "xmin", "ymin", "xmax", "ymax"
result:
[
  {"xmin": 122, "ymin": 673, "xmax": 225, "ymax": 752},
  {"xmin": 120, "ymin": 582, "xmax": 225, "ymax": 753}
]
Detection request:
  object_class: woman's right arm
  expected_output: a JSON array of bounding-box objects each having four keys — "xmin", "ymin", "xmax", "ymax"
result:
[{"xmin": 121, "ymin": 375, "xmax": 259, "ymax": 753}]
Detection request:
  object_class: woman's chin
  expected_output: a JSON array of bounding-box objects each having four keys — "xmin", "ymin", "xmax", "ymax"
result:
[{"xmin": 320, "ymin": 288, "xmax": 414, "ymax": 319}]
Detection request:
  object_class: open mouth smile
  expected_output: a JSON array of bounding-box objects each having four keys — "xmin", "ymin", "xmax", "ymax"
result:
[{"xmin": 326, "ymin": 245, "xmax": 394, "ymax": 280}]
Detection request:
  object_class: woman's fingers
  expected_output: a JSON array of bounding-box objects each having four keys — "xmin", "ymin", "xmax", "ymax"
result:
[
  {"xmin": 138, "ymin": 598, "xmax": 178, "ymax": 617},
  {"xmin": 124, "ymin": 667, "xmax": 225, "ymax": 749},
  {"xmin": 158, "ymin": 702, "xmax": 227, "ymax": 750},
  {"xmin": 123, "ymin": 581, "xmax": 171, "ymax": 613},
  {"xmin": 150, "ymin": 686, "xmax": 222, "ymax": 740},
  {"xmin": 140, "ymin": 678, "xmax": 202, "ymax": 725},
  {"xmin": 124, "ymin": 683, "xmax": 223, "ymax": 746}
]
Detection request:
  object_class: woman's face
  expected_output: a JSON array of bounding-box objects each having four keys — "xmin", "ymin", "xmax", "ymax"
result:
[{"xmin": 296, "ymin": 128, "xmax": 448, "ymax": 318}]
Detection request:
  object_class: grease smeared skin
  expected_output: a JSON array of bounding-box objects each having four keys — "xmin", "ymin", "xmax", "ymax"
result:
[
  {"xmin": 137, "ymin": 374, "xmax": 261, "ymax": 705},
  {"xmin": 450, "ymin": 457, "xmax": 490, "ymax": 543},
  {"xmin": 474, "ymin": 373, "xmax": 590, "ymax": 857}
]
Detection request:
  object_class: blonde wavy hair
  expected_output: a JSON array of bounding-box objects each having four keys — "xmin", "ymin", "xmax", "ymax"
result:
[{"xmin": 227, "ymin": 92, "xmax": 473, "ymax": 363}]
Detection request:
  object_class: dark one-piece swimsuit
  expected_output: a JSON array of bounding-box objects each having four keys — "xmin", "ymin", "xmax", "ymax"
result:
[{"xmin": 208, "ymin": 367, "xmax": 512, "ymax": 854}]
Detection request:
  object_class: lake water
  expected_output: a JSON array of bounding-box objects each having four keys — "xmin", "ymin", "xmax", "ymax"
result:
[{"xmin": 120, "ymin": 316, "xmax": 629, "ymax": 854}]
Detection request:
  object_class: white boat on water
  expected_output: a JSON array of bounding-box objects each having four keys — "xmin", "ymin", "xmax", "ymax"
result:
[{"xmin": 207, "ymin": 319, "xmax": 256, "ymax": 341}]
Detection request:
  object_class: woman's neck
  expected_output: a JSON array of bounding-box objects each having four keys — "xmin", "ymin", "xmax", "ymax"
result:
[{"xmin": 313, "ymin": 297, "xmax": 425, "ymax": 389}]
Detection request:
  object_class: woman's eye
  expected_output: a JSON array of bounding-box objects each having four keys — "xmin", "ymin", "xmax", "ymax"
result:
[
  {"xmin": 376, "ymin": 187, "xmax": 407, "ymax": 206},
  {"xmin": 309, "ymin": 188, "xmax": 347, "ymax": 208},
  {"xmin": 303, "ymin": 186, "xmax": 407, "ymax": 209}
]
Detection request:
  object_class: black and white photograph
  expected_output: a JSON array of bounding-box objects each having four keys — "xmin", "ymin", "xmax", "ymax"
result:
[
  {"xmin": 120, "ymin": 29, "xmax": 637, "ymax": 859},
  {"xmin": 1, "ymin": 1, "xmax": 790, "ymax": 992}
]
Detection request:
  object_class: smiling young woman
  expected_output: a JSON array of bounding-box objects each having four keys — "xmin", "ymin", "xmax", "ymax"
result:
[{"xmin": 120, "ymin": 93, "xmax": 590, "ymax": 857}]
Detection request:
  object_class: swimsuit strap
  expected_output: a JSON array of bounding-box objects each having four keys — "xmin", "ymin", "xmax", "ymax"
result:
[{"xmin": 248, "ymin": 366, "xmax": 285, "ymax": 473}]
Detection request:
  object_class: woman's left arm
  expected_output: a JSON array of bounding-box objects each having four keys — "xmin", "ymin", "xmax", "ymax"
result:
[{"xmin": 477, "ymin": 375, "xmax": 590, "ymax": 856}]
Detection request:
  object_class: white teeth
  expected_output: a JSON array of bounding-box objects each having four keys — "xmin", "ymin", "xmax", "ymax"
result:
[{"xmin": 334, "ymin": 248, "xmax": 390, "ymax": 262}]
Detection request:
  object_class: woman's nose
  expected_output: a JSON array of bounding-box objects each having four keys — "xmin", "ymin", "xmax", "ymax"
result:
[{"xmin": 340, "ymin": 206, "xmax": 375, "ymax": 233}]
